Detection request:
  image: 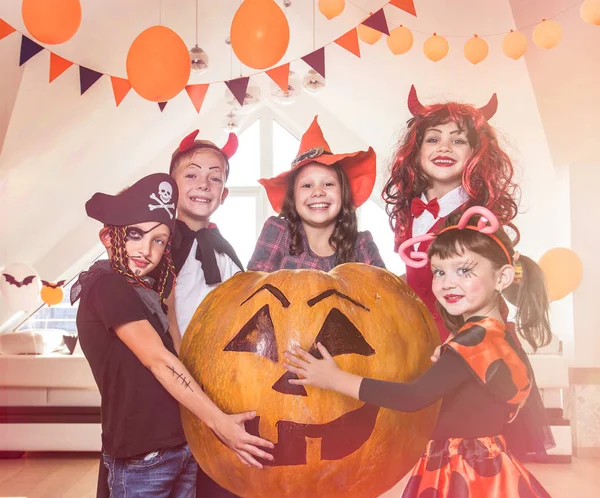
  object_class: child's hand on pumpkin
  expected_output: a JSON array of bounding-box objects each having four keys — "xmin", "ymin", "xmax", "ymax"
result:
[
  {"xmin": 213, "ymin": 412, "xmax": 275, "ymax": 468},
  {"xmin": 283, "ymin": 343, "xmax": 340, "ymax": 391}
]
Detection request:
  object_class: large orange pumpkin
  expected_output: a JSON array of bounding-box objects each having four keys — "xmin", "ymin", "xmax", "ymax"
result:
[{"xmin": 180, "ymin": 263, "xmax": 440, "ymax": 498}]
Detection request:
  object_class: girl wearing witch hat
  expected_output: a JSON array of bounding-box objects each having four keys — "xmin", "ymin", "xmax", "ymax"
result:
[
  {"xmin": 72, "ymin": 173, "xmax": 273, "ymax": 497},
  {"xmin": 248, "ymin": 116, "xmax": 385, "ymax": 271}
]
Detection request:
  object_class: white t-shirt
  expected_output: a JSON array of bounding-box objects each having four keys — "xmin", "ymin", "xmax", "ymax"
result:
[{"xmin": 174, "ymin": 239, "xmax": 242, "ymax": 336}]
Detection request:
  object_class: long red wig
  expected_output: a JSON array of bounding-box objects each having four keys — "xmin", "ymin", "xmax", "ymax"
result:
[{"xmin": 383, "ymin": 96, "xmax": 520, "ymax": 248}]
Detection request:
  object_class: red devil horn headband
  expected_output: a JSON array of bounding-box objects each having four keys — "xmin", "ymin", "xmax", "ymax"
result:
[
  {"xmin": 177, "ymin": 130, "xmax": 239, "ymax": 159},
  {"xmin": 407, "ymin": 85, "xmax": 499, "ymax": 121},
  {"xmin": 221, "ymin": 132, "xmax": 239, "ymax": 159},
  {"xmin": 179, "ymin": 130, "xmax": 200, "ymax": 152},
  {"xmin": 398, "ymin": 206, "xmax": 509, "ymax": 268}
]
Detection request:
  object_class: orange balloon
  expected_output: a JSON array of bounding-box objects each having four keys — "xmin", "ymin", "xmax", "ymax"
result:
[
  {"xmin": 464, "ymin": 35, "xmax": 488, "ymax": 65},
  {"xmin": 532, "ymin": 20, "xmax": 562, "ymax": 49},
  {"xmin": 581, "ymin": 0, "xmax": 600, "ymax": 26},
  {"xmin": 230, "ymin": 0, "xmax": 290, "ymax": 70},
  {"xmin": 22, "ymin": 0, "xmax": 81, "ymax": 45},
  {"xmin": 126, "ymin": 26, "xmax": 191, "ymax": 102},
  {"xmin": 502, "ymin": 30, "xmax": 527, "ymax": 60},
  {"xmin": 539, "ymin": 248, "xmax": 583, "ymax": 302},
  {"xmin": 357, "ymin": 24, "xmax": 382, "ymax": 45},
  {"xmin": 423, "ymin": 34, "xmax": 449, "ymax": 62},
  {"xmin": 41, "ymin": 285, "xmax": 64, "ymax": 307},
  {"xmin": 387, "ymin": 26, "xmax": 413, "ymax": 55},
  {"xmin": 319, "ymin": 0, "xmax": 345, "ymax": 20}
]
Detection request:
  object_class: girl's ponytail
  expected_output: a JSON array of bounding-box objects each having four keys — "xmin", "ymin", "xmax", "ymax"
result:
[{"xmin": 504, "ymin": 255, "xmax": 552, "ymax": 351}]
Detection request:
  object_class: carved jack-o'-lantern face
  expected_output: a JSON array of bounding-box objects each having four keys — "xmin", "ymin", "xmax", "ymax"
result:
[{"xmin": 180, "ymin": 264, "xmax": 440, "ymax": 498}]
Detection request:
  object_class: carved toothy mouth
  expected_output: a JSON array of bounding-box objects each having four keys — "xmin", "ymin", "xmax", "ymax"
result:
[{"xmin": 244, "ymin": 402, "xmax": 380, "ymax": 466}]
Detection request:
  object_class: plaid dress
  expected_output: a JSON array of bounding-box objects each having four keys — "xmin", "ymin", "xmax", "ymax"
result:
[{"xmin": 247, "ymin": 216, "xmax": 386, "ymax": 272}]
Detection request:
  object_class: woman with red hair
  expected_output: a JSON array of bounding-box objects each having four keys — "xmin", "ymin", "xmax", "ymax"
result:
[{"xmin": 383, "ymin": 86, "xmax": 553, "ymax": 461}]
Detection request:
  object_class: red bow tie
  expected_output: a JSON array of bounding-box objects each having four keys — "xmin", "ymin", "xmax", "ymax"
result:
[{"xmin": 411, "ymin": 197, "xmax": 440, "ymax": 218}]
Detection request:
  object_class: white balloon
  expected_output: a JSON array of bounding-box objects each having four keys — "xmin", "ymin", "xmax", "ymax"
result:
[{"xmin": 0, "ymin": 262, "xmax": 41, "ymax": 312}]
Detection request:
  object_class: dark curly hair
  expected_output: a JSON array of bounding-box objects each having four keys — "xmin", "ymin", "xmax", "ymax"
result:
[
  {"xmin": 279, "ymin": 163, "xmax": 358, "ymax": 264},
  {"xmin": 383, "ymin": 102, "xmax": 520, "ymax": 248}
]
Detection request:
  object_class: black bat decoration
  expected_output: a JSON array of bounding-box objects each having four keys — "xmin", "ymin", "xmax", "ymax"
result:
[
  {"xmin": 2, "ymin": 273, "xmax": 37, "ymax": 288},
  {"xmin": 41, "ymin": 280, "xmax": 66, "ymax": 289}
]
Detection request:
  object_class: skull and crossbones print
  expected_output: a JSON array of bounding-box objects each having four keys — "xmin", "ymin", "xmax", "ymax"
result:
[{"xmin": 148, "ymin": 182, "xmax": 175, "ymax": 218}]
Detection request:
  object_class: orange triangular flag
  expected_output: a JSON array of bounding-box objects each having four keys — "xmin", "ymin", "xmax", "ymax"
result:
[
  {"xmin": 110, "ymin": 76, "xmax": 132, "ymax": 107},
  {"xmin": 0, "ymin": 19, "xmax": 15, "ymax": 40},
  {"xmin": 49, "ymin": 53, "xmax": 73, "ymax": 83},
  {"xmin": 185, "ymin": 84, "xmax": 209, "ymax": 113},
  {"xmin": 266, "ymin": 63, "xmax": 290, "ymax": 93},
  {"xmin": 390, "ymin": 0, "xmax": 417, "ymax": 16},
  {"xmin": 335, "ymin": 29, "xmax": 361, "ymax": 58}
]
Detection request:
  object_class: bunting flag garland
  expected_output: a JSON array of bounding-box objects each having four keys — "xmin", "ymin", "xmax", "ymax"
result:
[
  {"xmin": 1, "ymin": 0, "xmax": 594, "ymax": 111},
  {"xmin": 19, "ymin": 36, "xmax": 44, "ymax": 66},
  {"xmin": 390, "ymin": 0, "xmax": 417, "ymax": 17},
  {"xmin": 362, "ymin": 8, "xmax": 390, "ymax": 36},
  {"xmin": 335, "ymin": 29, "xmax": 361, "ymax": 58},
  {"xmin": 185, "ymin": 83, "xmax": 209, "ymax": 113},
  {"xmin": 79, "ymin": 66, "xmax": 103, "ymax": 95},
  {"xmin": 266, "ymin": 63, "xmax": 290, "ymax": 92},
  {"xmin": 301, "ymin": 47, "xmax": 326, "ymax": 78},
  {"xmin": 49, "ymin": 52, "xmax": 73, "ymax": 82},
  {"xmin": 110, "ymin": 76, "xmax": 132, "ymax": 106},
  {"xmin": 225, "ymin": 77, "xmax": 250, "ymax": 106},
  {"xmin": 158, "ymin": 101, "xmax": 168, "ymax": 112},
  {"xmin": 0, "ymin": 18, "xmax": 15, "ymax": 40}
]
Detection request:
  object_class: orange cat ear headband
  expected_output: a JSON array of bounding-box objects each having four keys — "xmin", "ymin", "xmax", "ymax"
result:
[{"xmin": 398, "ymin": 206, "xmax": 511, "ymax": 268}]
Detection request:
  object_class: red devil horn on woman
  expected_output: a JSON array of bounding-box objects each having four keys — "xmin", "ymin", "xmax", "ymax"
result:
[{"xmin": 407, "ymin": 85, "xmax": 498, "ymax": 121}]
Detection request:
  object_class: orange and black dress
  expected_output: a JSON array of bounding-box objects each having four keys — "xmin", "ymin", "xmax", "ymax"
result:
[{"xmin": 358, "ymin": 316, "xmax": 551, "ymax": 498}]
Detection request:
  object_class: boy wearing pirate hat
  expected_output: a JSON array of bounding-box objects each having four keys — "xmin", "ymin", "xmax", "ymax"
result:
[{"xmin": 73, "ymin": 173, "xmax": 273, "ymax": 497}]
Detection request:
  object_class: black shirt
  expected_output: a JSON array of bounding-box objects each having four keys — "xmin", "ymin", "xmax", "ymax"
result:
[
  {"xmin": 359, "ymin": 349, "xmax": 510, "ymax": 440},
  {"xmin": 77, "ymin": 272, "xmax": 186, "ymax": 458}
]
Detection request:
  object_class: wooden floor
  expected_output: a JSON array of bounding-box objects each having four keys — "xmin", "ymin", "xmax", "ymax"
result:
[{"xmin": 0, "ymin": 453, "xmax": 598, "ymax": 497}]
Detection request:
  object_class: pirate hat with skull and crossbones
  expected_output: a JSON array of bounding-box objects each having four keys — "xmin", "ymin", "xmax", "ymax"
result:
[{"xmin": 86, "ymin": 173, "xmax": 179, "ymax": 230}]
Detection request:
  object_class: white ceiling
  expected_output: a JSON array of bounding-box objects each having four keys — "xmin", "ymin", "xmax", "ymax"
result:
[{"xmin": 0, "ymin": 0, "xmax": 599, "ymax": 324}]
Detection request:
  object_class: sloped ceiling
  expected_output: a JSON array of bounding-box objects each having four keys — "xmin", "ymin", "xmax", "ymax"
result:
[{"xmin": 0, "ymin": 0, "xmax": 598, "ymax": 325}]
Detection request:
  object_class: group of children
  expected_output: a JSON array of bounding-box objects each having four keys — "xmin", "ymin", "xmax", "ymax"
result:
[{"xmin": 75, "ymin": 85, "xmax": 553, "ymax": 497}]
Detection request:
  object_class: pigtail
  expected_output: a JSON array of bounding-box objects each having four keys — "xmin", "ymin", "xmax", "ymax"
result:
[
  {"xmin": 156, "ymin": 238, "xmax": 176, "ymax": 305},
  {"xmin": 504, "ymin": 255, "xmax": 552, "ymax": 351}
]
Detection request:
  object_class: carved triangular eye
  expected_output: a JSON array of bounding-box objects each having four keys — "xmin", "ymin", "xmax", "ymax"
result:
[
  {"xmin": 224, "ymin": 305, "xmax": 279, "ymax": 363},
  {"xmin": 309, "ymin": 308, "xmax": 375, "ymax": 358}
]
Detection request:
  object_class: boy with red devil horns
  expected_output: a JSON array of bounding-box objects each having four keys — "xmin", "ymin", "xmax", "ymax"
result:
[{"xmin": 167, "ymin": 131, "xmax": 263, "ymax": 497}]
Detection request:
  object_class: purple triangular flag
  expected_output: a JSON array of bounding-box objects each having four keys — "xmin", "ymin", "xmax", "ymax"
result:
[
  {"xmin": 302, "ymin": 48, "xmax": 325, "ymax": 79},
  {"xmin": 225, "ymin": 77, "xmax": 250, "ymax": 107},
  {"xmin": 362, "ymin": 9, "xmax": 390, "ymax": 36},
  {"xmin": 19, "ymin": 36, "xmax": 44, "ymax": 66},
  {"xmin": 79, "ymin": 66, "xmax": 103, "ymax": 95},
  {"xmin": 158, "ymin": 101, "xmax": 167, "ymax": 112}
]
